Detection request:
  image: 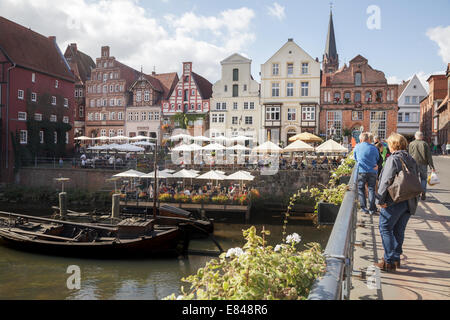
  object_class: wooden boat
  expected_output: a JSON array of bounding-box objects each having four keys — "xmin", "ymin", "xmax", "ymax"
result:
[{"xmin": 0, "ymin": 212, "xmax": 189, "ymax": 259}]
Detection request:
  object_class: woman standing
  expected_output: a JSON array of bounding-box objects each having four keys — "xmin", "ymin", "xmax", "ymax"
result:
[{"xmin": 376, "ymin": 133, "xmax": 420, "ymax": 272}]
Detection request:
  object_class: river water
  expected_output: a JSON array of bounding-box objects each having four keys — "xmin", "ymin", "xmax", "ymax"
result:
[{"xmin": 0, "ymin": 205, "xmax": 332, "ymax": 300}]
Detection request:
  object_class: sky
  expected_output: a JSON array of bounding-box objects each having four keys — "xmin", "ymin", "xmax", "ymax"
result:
[{"xmin": 1, "ymin": 0, "xmax": 449, "ymax": 90}]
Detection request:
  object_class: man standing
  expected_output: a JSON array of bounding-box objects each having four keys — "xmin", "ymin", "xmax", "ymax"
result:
[
  {"xmin": 354, "ymin": 132, "xmax": 380, "ymax": 215},
  {"xmin": 408, "ymin": 131, "xmax": 435, "ymax": 200}
]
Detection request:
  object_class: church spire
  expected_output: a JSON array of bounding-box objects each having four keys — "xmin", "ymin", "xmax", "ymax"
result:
[{"xmin": 323, "ymin": 7, "xmax": 339, "ymax": 73}]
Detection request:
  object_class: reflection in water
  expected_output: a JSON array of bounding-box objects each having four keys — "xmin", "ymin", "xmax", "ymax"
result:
[{"xmin": 0, "ymin": 221, "xmax": 331, "ymax": 300}]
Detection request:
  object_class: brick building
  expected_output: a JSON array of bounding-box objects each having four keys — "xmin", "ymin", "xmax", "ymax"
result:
[
  {"xmin": 320, "ymin": 55, "xmax": 398, "ymax": 142},
  {"xmin": 63, "ymin": 43, "xmax": 96, "ymax": 139},
  {"xmin": 85, "ymin": 46, "xmax": 140, "ymax": 139},
  {"xmin": 125, "ymin": 71, "xmax": 178, "ymax": 142},
  {"xmin": 161, "ymin": 62, "xmax": 212, "ymax": 138},
  {"xmin": 0, "ymin": 17, "xmax": 75, "ymax": 182},
  {"xmin": 436, "ymin": 64, "xmax": 450, "ymax": 146},
  {"xmin": 419, "ymin": 74, "xmax": 447, "ymax": 144}
]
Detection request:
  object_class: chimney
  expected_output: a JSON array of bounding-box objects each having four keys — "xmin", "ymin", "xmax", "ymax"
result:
[
  {"xmin": 48, "ymin": 36, "xmax": 56, "ymax": 43},
  {"xmin": 70, "ymin": 43, "xmax": 78, "ymax": 53},
  {"xmin": 101, "ymin": 46, "xmax": 110, "ymax": 58},
  {"xmin": 288, "ymin": 38, "xmax": 293, "ymax": 42}
]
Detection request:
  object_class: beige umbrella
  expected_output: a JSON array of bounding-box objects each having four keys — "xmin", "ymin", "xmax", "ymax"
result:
[
  {"xmin": 315, "ymin": 139, "xmax": 348, "ymax": 153},
  {"xmin": 283, "ymin": 140, "xmax": 315, "ymax": 152},
  {"xmin": 289, "ymin": 132, "xmax": 323, "ymax": 143},
  {"xmin": 252, "ymin": 141, "xmax": 283, "ymax": 153}
]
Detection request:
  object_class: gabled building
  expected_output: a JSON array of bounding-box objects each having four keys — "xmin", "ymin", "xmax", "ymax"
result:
[
  {"xmin": 125, "ymin": 71, "xmax": 178, "ymax": 142},
  {"xmin": 85, "ymin": 46, "xmax": 140, "ymax": 139},
  {"xmin": 210, "ymin": 53, "xmax": 261, "ymax": 141},
  {"xmin": 397, "ymin": 74, "xmax": 427, "ymax": 139},
  {"xmin": 0, "ymin": 16, "xmax": 75, "ymax": 182},
  {"xmin": 161, "ymin": 62, "xmax": 212, "ymax": 138},
  {"xmin": 260, "ymin": 38, "xmax": 321, "ymax": 145},
  {"xmin": 320, "ymin": 55, "xmax": 398, "ymax": 142},
  {"xmin": 436, "ymin": 64, "xmax": 450, "ymax": 146},
  {"xmin": 64, "ymin": 43, "xmax": 96, "ymax": 139},
  {"xmin": 420, "ymin": 74, "xmax": 447, "ymax": 144}
]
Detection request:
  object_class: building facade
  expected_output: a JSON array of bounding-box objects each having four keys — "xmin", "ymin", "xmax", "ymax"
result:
[
  {"xmin": 397, "ymin": 74, "xmax": 427, "ymax": 139},
  {"xmin": 85, "ymin": 46, "xmax": 140, "ymax": 139},
  {"xmin": 320, "ymin": 55, "xmax": 398, "ymax": 142},
  {"xmin": 63, "ymin": 43, "xmax": 96, "ymax": 139},
  {"xmin": 260, "ymin": 38, "xmax": 321, "ymax": 145},
  {"xmin": 436, "ymin": 64, "xmax": 450, "ymax": 146},
  {"xmin": 210, "ymin": 53, "xmax": 261, "ymax": 141},
  {"xmin": 0, "ymin": 17, "xmax": 75, "ymax": 182},
  {"xmin": 419, "ymin": 74, "xmax": 447, "ymax": 144},
  {"xmin": 161, "ymin": 62, "xmax": 212, "ymax": 139}
]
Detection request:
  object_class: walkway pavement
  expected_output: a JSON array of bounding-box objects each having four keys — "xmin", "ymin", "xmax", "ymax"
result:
[{"xmin": 351, "ymin": 156, "xmax": 450, "ymax": 300}]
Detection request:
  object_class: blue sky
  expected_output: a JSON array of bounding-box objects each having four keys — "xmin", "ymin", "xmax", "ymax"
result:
[{"xmin": 1, "ymin": 0, "xmax": 449, "ymax": 86}]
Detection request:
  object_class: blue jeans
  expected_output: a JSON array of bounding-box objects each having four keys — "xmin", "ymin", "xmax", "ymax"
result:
[
  {"xmin": 418, "ymin": 164, "xmax": 428, "ymax": 194},
  {"xmin": 379, "ymin": 201, "xmax": 411, "ymax": 263},
  {"xmin": 357, "ymin": 172, "xmax": 377, "ymax": 213}
]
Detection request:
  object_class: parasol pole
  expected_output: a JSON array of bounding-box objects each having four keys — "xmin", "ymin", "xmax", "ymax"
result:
[{"xmin": 153, "ymin": 137, "xmax": 158, "ymax": 219}]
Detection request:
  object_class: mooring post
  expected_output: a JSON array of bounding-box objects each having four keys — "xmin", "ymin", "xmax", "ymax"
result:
[
  {"xmin": 200, "ymin": 209, "xmax": 206, "ymax": 219},
  {"xmin": 112, "ymin": 193, "xmax": 120, "ymax": 219},
  {"xmin": 59, "ymin": 192, "xmax": 67, "ymax": 219}
]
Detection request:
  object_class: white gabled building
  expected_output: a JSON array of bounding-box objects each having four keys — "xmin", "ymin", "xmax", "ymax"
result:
[
  {"xmin": 260, "ymin": 38, "xmax": 321, "ymax": 145},
  {"xmin": 398, "ymin": 74, "xmax": 427, "ymax": 137},
  {"xmin": 209, "ymin": 53, "xmax": 261, "ymax": 142}
]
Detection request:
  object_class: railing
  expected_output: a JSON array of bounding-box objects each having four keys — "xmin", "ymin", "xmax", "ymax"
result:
[
  {"xmin": 19, "ymin": 157, "xmax": 139, "ymax": 171},
  {"xmin": 308, "ymin": 167, "xmax": 358, "ymax": 300}
]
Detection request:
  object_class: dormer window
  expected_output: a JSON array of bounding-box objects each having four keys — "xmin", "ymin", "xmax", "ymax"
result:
[{"xmin": 355, "ymin": 72, "xmax": 362, "ymax": 86}]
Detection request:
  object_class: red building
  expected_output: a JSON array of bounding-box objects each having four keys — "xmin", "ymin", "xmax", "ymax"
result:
[
  {"xmin": 320, "ymin": 55, "xmax": 398, "ymax": 142},
  {"xmin": 161, "ymin": 62, "xmax": 212, "ymax": 138},
  {"xmin": 0, "ymin": 17, "xmax": 75, "ymax": 182},
  {"xmin": 419, "ymin": 74, "xmax": 447, "ymax": 144},
  {"xmin": 436, "ymin": 64, "xmax": 450, "ymax": 146},
  {"xmin": 64, "ymin": 43, "xmax": 96, "ymax": 140}
]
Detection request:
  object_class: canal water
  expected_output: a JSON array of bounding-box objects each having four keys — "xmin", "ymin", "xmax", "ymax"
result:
[{"xmin": 0, "ymin": 205, "xmax": 332, "ymax": 300}]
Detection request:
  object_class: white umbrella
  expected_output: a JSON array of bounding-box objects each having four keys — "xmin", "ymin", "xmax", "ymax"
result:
[
  {"xmin": 171, "ymin": 169, "xmax": 199, "ymax": 179},
  {"xmin": 93, "ymin": 136, "xmax": 110, "ymax": 141},
  {"xmin": 315, "ymin": 140, "xmax": 348, "ymax": 153},
  {"xmin": 214, "ymin": 170, "xmax": 226, "ymax": 175},
  {"xmin": 129, "ymin": 135, "xmax": 151, "ymax": 141},
  {"xmin": 131, "ymin": 141, "xmax": 155, "ymax": 147},
  {"xmin": 87, "ymin": 145, "xmax": 105, "ymax": 151},
  {"xmin": 172, "ymin": 144, "xmax": 196, "ymax": 152},
  {"xmin": 231, "ymin": 135, "xmax": 254, "ymax": 142},
  {"xmin": 196, "ymin": 170, "xmax": 227, "ymax": 181},
  {"xmin": 142, "ymin": 170, "xmax": 173, "ymax": 179},
  {"xmin": 161, "ymin": 169, "xmax": 175, "ymax": 174},
  {"xmin": 170, "ymin": 134, "xmax": 192, "ymax": 141},
  {"xmin": 193, "ymin": 136, "xmax": 211, "ymax": 142},
  {"xmin": 227, "ymin": 145, "xmax": 250, "ymax": 151},
  {"xmin": 226, "ymin": 171, "xmax": 255, "ymax": 181},
  {"xmin": 202, "ymin": 143, "xmax": 226, "ymax": 151},
  {"xmin": 283, "ymin": 140, "xmax": 315, "ymax": 152},
  {"xmin": 113, "ymin": 144, "xmax": 145, "ymax": 152},
  {"xmin": 113, "ymin": 169, "xmax": 145, "ymax": 178},
  {"xmin": 74, "ymin": 136, "xmax": 92, "ymax": 141},
  {"xmin": 213, "ymin": 136, "xmax": 230, "ymax": 142},
  {"xmin": 109, "ymin": 135, "xmax": 129, "ymax": 141},
  {"xmin": 252, "ymin": 141, "xmax": 283, "ymax": 153}
]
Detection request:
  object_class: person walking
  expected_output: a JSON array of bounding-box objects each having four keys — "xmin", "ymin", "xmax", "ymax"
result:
[
  {"xmin": 354, "ymin": 132, "xmax": 380, "ymax": 215},
  {"xmin": 376, "ymin": 133, "xmax": 420, "ymax": 272},
  {"xmin": 408, "ymin": 132, "xmax": 435, "ymax": 200}
]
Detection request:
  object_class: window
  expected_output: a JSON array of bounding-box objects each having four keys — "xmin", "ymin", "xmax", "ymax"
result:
[
  {"xmin": 50, "ymin": 115, "xmax": 57, "ymax": 122},
  {"xmin": 266, "ymin": 106, "xmax": 280, "ymax": 121},
  {"xmin": 272, "ymin": 63, "xmax": 279, "ymax": 75},
  {"xmin": 136, "ymin": 91, "xmax": 142, "ymax": 102},
  {"xmin": 100, "ymin": 129, "xmax": 106, "ymax": 137},
  {"xmin": 74, "ymin": 89, "xmax": 78, "ymax": 98},
  {"xmin": 109, "ymin": 85, "xmax": 114, "ymax": 93},
  {"xmin": 344, "ymin": 92, "xmax": 351, "ymax": 103},
  {"xmin": 355, "ymin": 72, "xmax": 362, "ymax": 86},
  {"xmin": 232, "ymin": 85, "xmax": 239, "ymax": 97},
  {"xmin": 365, "ymin": 91, "xmax": 372, "ymax": 103},
  {"xmin": 110, "ymin": 99, "xmax": 115, "ymax": 106},
  {"xmin": 398, "ymin": 113, "xmax": 403, "ymax": 123},
  {"xmin": 243, "ymin": 84, "xmax": 247, "ymax": 91},
  {"xmin": 404, "ymin": 113, "xmax": 410, "ymax": 122},
  {"xmin": 64, "ymin": 98, "xmax": 68, "ymax": 107},
  {"xmin": 287, "ymin": 63, "xmax": 294, "ymax": 75},
  {"xmin": 405, "ymin": 96, "xmax": 410, "ymax": 104},
  {"xmin": 118, "ymin": 112, "xmax": 124, "ymax": 120},
  {"xmin": 134, "ymin": 112, "xmax": 139, "ymax": 121},
  {"xmin": 154, "ymin": 112, "xmax": 160, "ymax": 120},
  {"xmin": 412, "ymin": 96, "xmax": 417, "ymax": 104},
  {"xmin": 110, "ymin": 112, "xmax": 115, "ymax": 120},
  {"xmin": 301, "ymin": 82, "xmax": 309, "ymax": 97},
  {"xmin": 197, "ymin": 104, "xmax": 201, "ymax": 111},
  {"xmin": 18, "ymin": 90, "xmax": 24, "ymax": 100},
  {"xmin": 35, "ymin": 113, "xmax": 42, "ymax": 121},
  {"xmin": 32, "ymin": 73, "xmax": 36, "ymax": 82},
  {"xmin": 355, "ymin": 92, "xmax": 361, "ymax": 103},
  {"xmin": 94, "ymin": 113, "xmax": 99, "ymax": 121},
  {"xmin": 327, "ymin": 111, "xmax": 342, "ymax": 138},
  {"xmin": 39, "ymin": 131, "xmax": 44, "ymax": 144},
  {"xmin": 141, "ymin": 112, "xmax": 147, "ymax": 121},
  {"xmin": 212, "ymin": 114, "xmax": 218, "ymax": 123},
  {"xmin": 55, "ymin": 80, "xmax": 59, "ymax": 88},
  {"xmin": 221, "ymin": 103, "xmax": 227, "ymax": 110},
  {"xmin": 245, "ymin": 116, "xmax": 253, "ymax": 125},
  {"xmin": 370, "ymin": 111, "xmax": 387, "ymax": 139},
  {"xmin": 118, "ymin": 129, "xmax": 124, "ymax": 136},
  {"xmin": 302, "ymin": 63, "xmax": 309, "ymax": 74},
  {"xmin": 287, "ymin": 82, "xmax": 294, "ymax": 97},
  {"xmin": 376, "ymin": 91, "xmax": 383, "ymax": 103},
  {"xmin": 30, "ymin": 92, "xmax": 37, "ymax": 102},
  {"xmin": 191, "ymin": 89, "xmax": 195, "ymax": 96},
  {"xmin": 224, "ymin": 85, "xmax": 227, "ymax": 92},
  {"xmin": 88, "ymin": 113, "xmax": 93, "ymax": 121},
  {"xmin": 103, "ymin": 74, "xmax": 107, "ymax": 82},
  {"xmin": 63, "ymin": 116, "xmax": 69, "ymax": 123},
  {"xmin": 54, "ymin": 131, "xmax": 58, "ymax": 144},
  {"xmin": 109, "ymin": 129, "xmax": 115, "ymax": 137},
  {"xmin": 117, "ymin": 99, "xmax": 122, "ymax": 106},
  {"xmin": 115, "ymin": 84, "xmax": 120, "ymax": 92},
  {"xmin": 352, "ymin": 111, "xmax": 363, "ymax": 121},
  {"xmin": 233, "ymin": 69, "xmax": 239, "ymax": 81},
  {"xmin": 218, "ymin": 114, "xmax": 225, "ymax": 123},
  {"xmin": 148, "ymin": 112, "xmax": 154, "ymax": 121},
  {"xmin": 18, "ymin": 112, "xmax": 27, "ymax": 121},
  {"xmin": 244, "ymin": 102, "xmax": 249, "ymax": 110},
  {"xmin": 302, "ymin": 106, "xmax": 316, "ymax": 121},
  {"xmin": 20, "ymin": 130, "xmax": 27, "ymax": 144},
  {"xmin": 120, "ymin": 85, "xmax": 124, "ymax": 92},
  {"xmin": 272, "ymin": 83, "xmax": 280, "ymax": 97},
  {"xmin": 109, "ymin": 73, "xmax": 113, "ymax": 80},
  {"xmin": 52, "ymin": 96, "xmax": 57, "ymax": 105},
  {"xmin": 287, "ymin": 108, "xmax": 296, "ymax": 121},
  {"xmin": 232, "ymin": 116, "xmax": 238, "ymax": 125},
  {"xmin": 249, "ymin": 102, "xmax": 255, "ymax": 110},
  {"xmin": 233, "ymin": 102, "xmax": 238, "ymax": 110},
  {"xmin": 102, "ymin": 113, "xmax": 107, "ymax": 121}
]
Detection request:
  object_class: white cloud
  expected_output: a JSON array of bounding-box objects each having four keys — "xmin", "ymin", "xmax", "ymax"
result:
[
  {"xmin": 426, "ymin": 26, "xmax": 450, "ymax": 63},
  {"xmin": 267, "ymin": 2, "xmax": 285, "ymax": 21},
  {"xmin": 0, "ymin": 0, "xmax": 256, "ymax": 82}
]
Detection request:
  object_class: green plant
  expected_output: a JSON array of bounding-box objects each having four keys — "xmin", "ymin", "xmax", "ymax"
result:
[
  {"xmin": 192, "ymin": 195, "xmax": 209, "ymax": 204},
  {"xmin": 211, "ymin": 195, "xmax": 229, "ymax": 204},
  {"xmin": 158, "ymin": 193, "xmax": 172, "ymax": 202},
  {"xmin": 174, "ymin": 194, "xmax": 191, "ymax": 203},
  {"xmin": 164, "ymin": 227, "xmax": 325, "ymax": 300}
]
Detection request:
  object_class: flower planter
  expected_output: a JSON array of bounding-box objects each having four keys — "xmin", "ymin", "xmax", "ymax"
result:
[
  {"xmin": 317, "ymin": 202, "xmax": 340, "ymax": 225},
  {"xmin": 338, "ymin": 175, "xmax": 351, "ymax": 185}
]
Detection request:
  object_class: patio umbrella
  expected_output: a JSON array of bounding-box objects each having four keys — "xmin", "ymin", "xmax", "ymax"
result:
[
  {"xmin": 283, "ymin": 140, "xmax": 315, "ymax": 152},
  {"xmin": 231, "ymin": 135, "xmax": 254, "ymax": 142},
  {"xmin": 170, "ymin": 134, "xmax": 193, "ymax": 141},
  {"xmin": 226, "ymin": 171, "xmax": 255, "ymax": 181},
  {"xmin": 288, "ymin": 132, "xmax": 323, "ymax": 143},
  {"xmin": 131, "ymin": 141, "xmax": 155, "ymax": 147},
  {"xmin": 315, "ymin": 139, "xmax": 348, "ymax": 153},
  {"xmin": 161, "ymin": 169, "xmax": 175, "ymax": 174},
  {"xmin": 93, "ymin": 136, "xmax": 110, "ymax": 141},
  {"xmin": 141, "ymin": 170, "xmax": 173, "ymax": 179},
  {"xmin": 172, "ymin": 169, "xmax": 199, "ymax": 179},
  {"xmin": 74, "ymin": 136, "xmax": 92, "ymax": 141},
  {"xmin": 196, "ymin": 170, "xmax": 227, "ymax": 183},
  {"xmin": 202, "ymin": 143, "xmax": 226, "ymax": 151},
  {"xmin": 113, "ymin": 144, "xmax": 145, "ymax": 152},
  {"xmin": 113, "ymin": 169, "xmax": 145, "ymax": 178},
  {"xmin": 252, "ymin": 141, "xmax": 283, "ymax": 153},
  {"xmin": 129, "ymin": 135, "xmax": 152, "ymax": 141},
  {"xmin": 172, "ymin": 143, "xmax": 201, "ymax": 152},
  {"xmin": 227, "ymin": 145, "xmax": 250, "ymax": 151},
  {"xmin": 193, "ymin": 136, "xmax": 211, "ymax": 142},
  {"xmin": 109, "ymin": 135, "xmax": 129, "ymax": 141}
]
